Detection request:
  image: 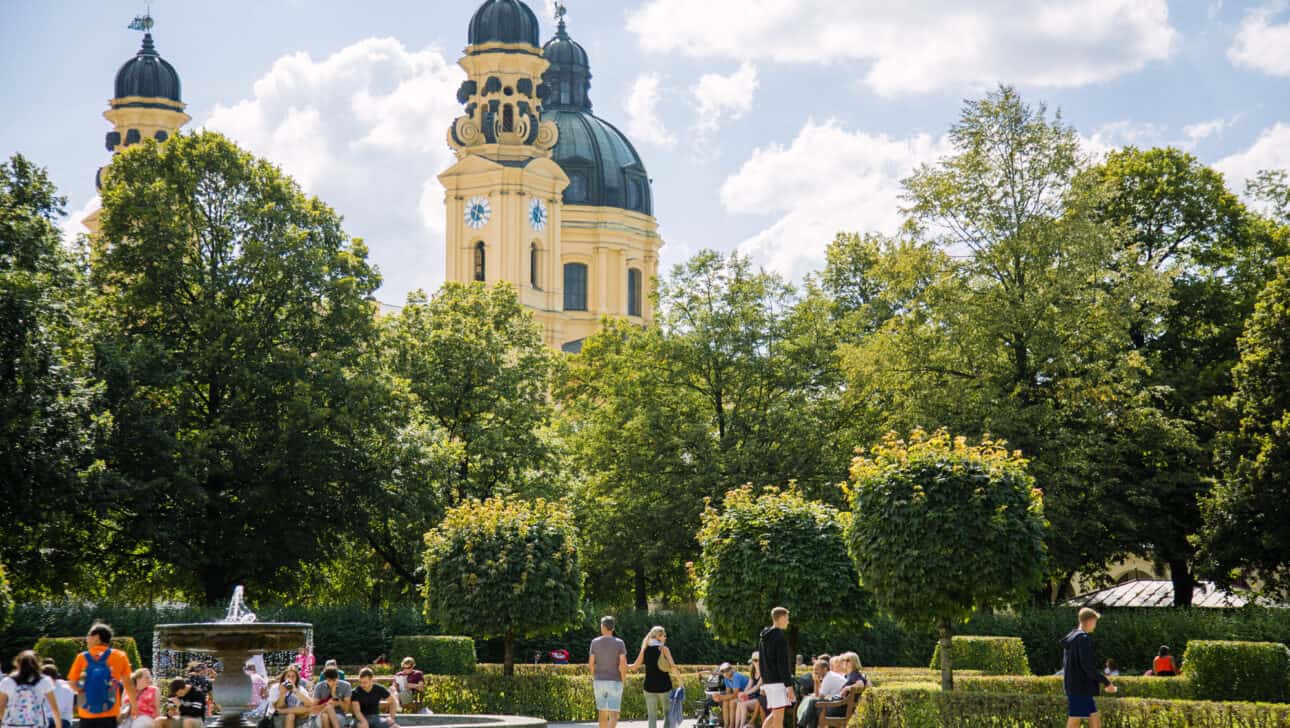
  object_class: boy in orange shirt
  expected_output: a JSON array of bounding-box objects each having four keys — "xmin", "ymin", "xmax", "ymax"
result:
[{"xmin": 67, "ymin": 623, "xmax": 138, "ymax": 728}]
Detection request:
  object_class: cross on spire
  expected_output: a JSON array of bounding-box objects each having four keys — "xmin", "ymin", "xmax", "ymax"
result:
[
  {"xmin": 127, "ymin": 4, "xmax": 154, "ymax": 33},
  {"xmin": 554, "ymin": 2, "xmax": 567, "ymax": 24}
]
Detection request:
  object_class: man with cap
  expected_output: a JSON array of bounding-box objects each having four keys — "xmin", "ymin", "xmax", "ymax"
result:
[{"xmin": 716, "ymin": 662, "xmax": 751, "ymax": 728}]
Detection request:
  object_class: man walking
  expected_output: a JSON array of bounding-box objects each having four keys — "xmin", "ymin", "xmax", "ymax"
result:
[
  {"xmin": 588, "ymin": 616, "xmax": 627, "ymax": 728},
  {"xmin": 1061, "ymin": 608, "xmax": 1117, "ymax": 728},
  {"xmin": 759, "ymin": 608, "xmax": 794, "ymax": 728},
  {"xmin": 67, "ymin": 623, "xmax": 137, "ymax": 728}
]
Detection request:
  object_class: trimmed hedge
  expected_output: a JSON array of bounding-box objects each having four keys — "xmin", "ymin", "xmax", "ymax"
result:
[
  {"xmin": 856, "ymin": 685, "xmax": 1290, "ymax": 728},
  {"xmin": 34, "ymin": 636, "xmax": 143, "ymax": 676},
  {"xmin": 390, "ymin": 636, "xmax": 476, "ymax": 675},
  {"xmin": 1184, "ymin": 640, "xmax": 1290, "ymax": 703},
  {"xmin": 929, "ymin": 636, "xmax": 1029, "ymax": 675},
  {"xmin": 956, "ymin": 675, "xmax": 1194, "ymax": 701},
  {"xmin": 418, "ymin": 672, "xmax": 708, "ymax": 720}
]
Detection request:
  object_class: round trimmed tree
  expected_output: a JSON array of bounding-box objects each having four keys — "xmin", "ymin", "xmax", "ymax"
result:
[
  {"xmin": 847, "ymin": 430, "xmax": 1047, "ymax": 690},
  {"xmin": 696, "ymin": 486, "xmax": 866, "ymax": 658},
  {"xmin": 423, "ymin": 497, "xmax": 582, "ymax": 675}
]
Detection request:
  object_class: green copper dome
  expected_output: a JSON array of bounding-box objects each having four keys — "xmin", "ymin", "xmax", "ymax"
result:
[
  {"xmin": 468, "ymin": 0, "xmax": 541, "ymax": 47},
  {"xmin": 114, "ymin": 33, "xmax": 182, "ymax": 102}
]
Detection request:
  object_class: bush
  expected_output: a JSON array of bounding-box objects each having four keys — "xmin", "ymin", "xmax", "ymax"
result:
[
  {"xmin": 955, "ymin": 675, "xmax": 1193, "ymax": 700},
  {"xmin": 856, "ymin": 685, "xmax": 1290, "ymax": 728},
  {"xmin": 928, "ymin": 636, "xmax": 1029, "ymax": 675},
  {"xmin": 418, "ymin": 672, "xmax": 709, "ymax": 720},
  {"xmin": 1184, "ymin": 640, "xmax": 1290, "ymax": 703},
  {"xmin": 0, "ymin": 565, "xmax": 12, "ymax": 632},
  {"xmin": 34, "ymin": 636, "xmax": 143, "ymax": 676},
  {"xmin": 390, "ymin": 636, "xmax": 476, "ymax": 675}
]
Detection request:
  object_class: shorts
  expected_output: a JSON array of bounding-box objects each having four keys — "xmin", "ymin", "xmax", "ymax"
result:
[
  {"xmin": 593, "ymin": 680, "xmax": 624, "ymax": 712},
  {"xmin": 1067, "ymin": 695, "xmax": 1096, "ymax": 718},
  {"xmin": 763, "ymin": 683, "xmax": 790, "ymax": 710}
]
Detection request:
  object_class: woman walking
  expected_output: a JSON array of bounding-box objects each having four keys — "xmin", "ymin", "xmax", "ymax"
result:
[
  {"xmin": 631, "ymin": 627, "xmax": 675, "ymax": 728},
  {"xmin": 1, "ymin": 652, "xmax": 61, "ymax": 728}
]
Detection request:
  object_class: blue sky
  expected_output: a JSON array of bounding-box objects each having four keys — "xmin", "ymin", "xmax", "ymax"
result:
[{"xmin": 4, "ymin": 0, "xmax": 1290, "ymax": 304}]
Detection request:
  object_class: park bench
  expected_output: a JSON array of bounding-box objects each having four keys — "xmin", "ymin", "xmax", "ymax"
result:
[{"xmin": 813, "ymin": 686, "xmax": 863, "ymax": 728}]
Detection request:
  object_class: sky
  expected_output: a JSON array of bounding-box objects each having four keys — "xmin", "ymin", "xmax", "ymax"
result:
[{"xmin": 3, "ymin": 0, "xmax": 1290, "ymax": 305}]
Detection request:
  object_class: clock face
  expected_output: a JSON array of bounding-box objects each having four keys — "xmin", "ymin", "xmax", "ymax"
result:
[
  {"xmin": 464, "ymin": 197, "xmax": 491, "ymax": 230},
  {"xmin": 529, "ymin": 198, "xmax": 548, "ymax": 232}
]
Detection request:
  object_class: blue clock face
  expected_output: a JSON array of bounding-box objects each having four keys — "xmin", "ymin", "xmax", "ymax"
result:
[
  {"xmin": 529, "ymin": 198, "xmax": 548, "ymax": 232},
  {"xmin": 465, "ymin": 197, "xmax": 491, "ymax": 229}
]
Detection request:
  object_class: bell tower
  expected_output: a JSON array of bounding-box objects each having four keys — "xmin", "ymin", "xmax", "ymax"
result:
[{"xmin": 440, "ymin": 0, "xmax": 569, "ymax": 346}]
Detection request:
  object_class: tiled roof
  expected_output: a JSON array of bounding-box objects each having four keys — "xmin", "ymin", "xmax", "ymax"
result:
[{"xmin": 1063, "ymin": 579, "xmax": 1283, "ymax": 609}]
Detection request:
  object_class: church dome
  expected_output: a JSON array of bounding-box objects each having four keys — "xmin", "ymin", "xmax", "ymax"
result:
[
  {"xmin": 468, "ymin": 0, "xmax": 541, "ymax": 47},
  {"xmin": 114, "ymin": 33, "xmax": 182, "ymax": 102}
]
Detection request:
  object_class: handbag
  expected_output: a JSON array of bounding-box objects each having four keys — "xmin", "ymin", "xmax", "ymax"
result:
[{"xmin": 656, "ymin": 648, "xmax": 684, "ymax": 689}]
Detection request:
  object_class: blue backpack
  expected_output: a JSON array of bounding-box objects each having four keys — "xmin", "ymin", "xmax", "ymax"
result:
[{"xmin": 80, "ymin": 649, "xmax": 118, "ymax": 714}]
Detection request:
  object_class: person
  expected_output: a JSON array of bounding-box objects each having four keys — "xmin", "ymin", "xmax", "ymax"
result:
[
  {"xmin": 1152, "ymin": 646, "xmax": 1177, "ymax": 677},
  {"xmin": 350, "ymin": 668, "xmax": 399, "ymax": 728},
  {"xmin": 588, "ymin": 616, "xmax": 628, "ymax": 728},
  {"xmin": 38, "ymin": 666, "xmax": 73, "ymax": 728},
  {"xmin": 734, "ymin": 654, "xmax": 761, "ymax": 728},
  {"xmin": 68, "ymin": 623, "xmax": 137, "ymax": 728},
  {"xmin": 1061, "ymin": 608, "xmax": 1117, "ymax": 728},
  {"xmin": 758, "ymin": 608, "xmax": 794, "ymax": 728},
  {"xmin": 1103, "ymin": 659, "xmax": 1119, "ymax": 677},
  {"xmin": 716, "ymin": 663, "xmax": 751, "ymax": 728},
  {"xmin": 394, "ymin": 658, "xmax": 423, "ymax": 709},
  {"xmin": 268, "ymin": 666, "xmax": 313, "ymax": 728},
  {"xmin": 792, "ymin": 660, "xmax": 830, "ymax": 728},
  {"xmin": 128, "ymin": 670, "xmax": 160, "ymax": 728},
  {"xmin": 313, "ymin": 667, "xmax": 353, "ymax": 728},
  {"xmin": 548, "ymin": 649, "xmax": 570, "ymax": 665},
  {"xmin": 294, "ymin": 649, "xmax": 316, "ymax": 685},
  {"xmin": 630, "ymin": 626, "xmax": 674, "ymax": 728},
  {"xmin": 817, "ymin": 653, "xmax": 867, "ymax": 722},
  {"xmin": 1, "ymin": 651, "xmax": 61, "ymax": 728},
  {"xmin": 246, "ymin": 664, "xmax": 269, "ymax": 710}
]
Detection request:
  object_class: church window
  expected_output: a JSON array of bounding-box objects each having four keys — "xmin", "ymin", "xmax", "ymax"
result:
[
  {"xmin": 568, "ymin": 173, "xmax": 588, "ymax": 203},
  {"xmin": 560, "ymin": 78, "xmax": 571, "ymax": 105},
  {"xmin": 474, "ymin": 242, "xmax": 486, "ymax": 282},
  {"xmin": 628, "ymin": 268, "xmax": 643, "ymax": 317},
  {"xmin": 626, "ymin": 177, "xmax": 641, "ymax": 211},
  {"xmin": 564, "ymin": 263, "xmax": 588, "ymax": 311},
  {"xmin": 531, "ymin": 243, "xmax": 540, "ymax": 289}
]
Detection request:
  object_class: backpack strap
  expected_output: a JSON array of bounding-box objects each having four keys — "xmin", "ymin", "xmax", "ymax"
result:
[{"xmin": 88, "ymin": 648, "xmax": 112, "ymax": 665}]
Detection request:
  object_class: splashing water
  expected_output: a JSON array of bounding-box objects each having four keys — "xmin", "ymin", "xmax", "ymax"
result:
[{"xmin": 222, "ymin": 585, "xmax": 258, "ymax": 624}]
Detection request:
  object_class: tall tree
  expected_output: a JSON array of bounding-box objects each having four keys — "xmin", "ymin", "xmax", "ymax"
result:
[
  {"xmin": 91, "ymin": 132, "xmax": 384, "ymax": 603},
  {"xmin": 1249, "ymin": 170, "xmax": 1290, "ymax": 224},
  {"xmin": 0, "ymin": 154, "xmax": 104, "ymax": 598}
]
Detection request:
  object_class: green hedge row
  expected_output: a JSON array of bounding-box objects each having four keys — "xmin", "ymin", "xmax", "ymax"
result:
[
  {"xmin": 929, "ymin": 636, "xmax": 1030, "ymax": 675},
  {"xmin": 390, "ymin": 636, "xmax": 476, "ymax": 675},
  {"xmin": 955, "ymin": 675, "xmax": 1194, "ymax": 701},
  {"xmin": 418, "ymin": 672, "xmax": 709, "ymax": 721},
  {"xmin": 1185, "ymin": 640, "xmax": 1290, "ymax": 703},
  {"xmin": 33, "ymin": 636, "xmax": 143, "ymax": 676},
  {"xmin": 856, "ymin": 685, "xmax": 1290, "ymax": 728}
]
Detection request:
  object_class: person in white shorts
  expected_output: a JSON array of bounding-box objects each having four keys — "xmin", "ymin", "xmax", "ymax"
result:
[
  {"xmin": 588, "ymin": 616, "xmax": 628, "ymax": 728},
  {"xmin": 758, "ymin": 608, "xmax": 794, "ymax": 728}
]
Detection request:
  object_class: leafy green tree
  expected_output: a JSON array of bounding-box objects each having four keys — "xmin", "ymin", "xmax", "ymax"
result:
[
  {"xmin": 423, "ymin": 497, "xmax": 583, "ymax": 675},
  {"xmin": 0, "ymin": 154, "xmax": 104, "ymax": 598},
  {"xmin": 695, "ymin": 486, "xmax": 866, "ymax": 658},
  {"xmin": 0, "ymin": 563, "xmax": 13, "ymax": 631},
  {"xmin": 1198, "ymin": 258, "xmax": 1290, "ymax": 598},
  {"xmin": 1249, "ymin": 170, "xmax": 1290, "ymax": 224},
  {"xmin": 821, "ymin": 232, "xmax": 946, "ymax": 341},
  {"xmin": 847, "ymin": 430, "xmax": 1048, "ymax": 690},
  {"xmin": 90, "ymin": 132, "xmax": 385, "ymax": 603}
]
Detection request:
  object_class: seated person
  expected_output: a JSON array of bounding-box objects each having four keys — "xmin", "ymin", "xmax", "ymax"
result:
[
  {"xmin": 313, "ymin": 667, "xmax": 353, "ymax": 728},
  {"xmin": 395, "ymin": 657, "xmax": 424, "ymax": 707},
  {"xmin": 351, "ymin": 668, "xmax": 400, "ymax": 728},
  {"xmin": 1152, "ymin": 646, "xmax": 1178, "ymax": 676},
  {"xmin": 734, "ymin": 654, "xmax": 762, "ymax": 728},
  {"xmin": 794, "ymin": 659, "xmax": 831, "ymax": 728},
  {"xmin": 269, "ymin": 666, "xmax": 315, "ymax": 728},
  {"xmin": 701, "ymin": 663, "xmax": 750, "ymax": 728},
  {"xmin": 321, "ymin": 661, "xmax": 347, "ymax": 683},
  {"xmin": 1104, "ymin": 659, "xmax": 1120, "ymax": 677},
  {"xmin": 164, "ymin": 678, "xmax": 206, "ymax": 728},
  {"xmin": 838, "ymin": 652, "xmax": 868, "ymax": 693}
]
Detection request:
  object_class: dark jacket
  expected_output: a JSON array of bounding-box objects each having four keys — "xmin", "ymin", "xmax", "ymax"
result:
[
  {"xmin": 1061, "ymin": 628, "xmax": 1110, "ymax": 696},
  {"xmin": 759, "ymin": 626, "xmax": 793, "ymax": 688}
]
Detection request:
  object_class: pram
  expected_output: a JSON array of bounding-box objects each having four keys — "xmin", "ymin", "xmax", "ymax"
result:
[{"xmin": 693, "ymin": 671, "xmax": 726, "ymax": 728}]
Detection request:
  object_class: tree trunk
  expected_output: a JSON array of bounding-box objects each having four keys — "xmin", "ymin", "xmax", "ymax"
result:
[
  {"xmin": 1170, "ymin": 559, "xmax": 1195, "ymax": 607},
  {"xmin": 504, "ymin": 630, "xmax": 515, "ymax": 676},
  {"xmin": 200, "ymin": 567, "xmax": 230, "ymax": 606},
  {"xmin": 938, "ymin": 620, "xmax": 954, "ymax": 692},
  {"xmin": 788, "ymin": 625, "xmax": 800, "ymax": 669},
  {"xmin": 634, "ymin": 564, "xmax": 649, "ymax": 611}
]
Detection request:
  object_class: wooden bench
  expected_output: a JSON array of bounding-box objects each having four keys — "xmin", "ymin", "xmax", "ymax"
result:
[{"xmin": 814, "ymin": 687, "xmax": 863, "ymax": 728}]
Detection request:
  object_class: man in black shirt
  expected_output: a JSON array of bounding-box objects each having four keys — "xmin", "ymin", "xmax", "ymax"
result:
[
  {"xmin": 758, "ymin": 607, "xmax": 794, "ymax": 728},
  {"xmin": 1061, "ymin": 608, "xmax": 1117, "ymax": 728}
]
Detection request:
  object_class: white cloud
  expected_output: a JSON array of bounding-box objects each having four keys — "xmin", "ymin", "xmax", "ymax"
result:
[
  {"xmin": 720, "ymin": 119, "xmax": 949, "ymax": 279},
  {"xmin": 204, "ymin": 37, "xmax": 464, "ymax": 303},
  {"xmin": 622, "ymin": 72, "xmax": 676, "ymax": 148},
  {"xmin": 1183, "ymin": 117, "xmax": 1237, "ymax": 148},
  {"xmin": 628, "ymin": 0, "xmax": 1175, "ymax": 96},
  {"xmin": 1215, "ymin": 123, "xmax": 1290, "ymax": 189},
  {"xmin": 691, "ymin": 62, "xmax": 759, "ymax": 134},
  {"xmin": 60, "ymin": 195, "xmax": 100, "ymax": 243},
  {"xmin": 1229, "ymin": 2, "xmax": 1290, "ymax": 76},
  {"xmin": 1080, "ymin": 120, "xmax": 1167, "ymax": 161}
]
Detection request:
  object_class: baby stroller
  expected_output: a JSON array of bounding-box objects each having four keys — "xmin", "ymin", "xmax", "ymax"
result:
[{"xmin": 694, "ymin": 671, "xmax": 725, "ymax": 728}]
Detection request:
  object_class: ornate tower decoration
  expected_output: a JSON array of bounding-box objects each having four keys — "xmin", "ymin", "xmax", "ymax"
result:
[{"xmin": 86, "ymin": 12, "xmax": 190, "ymax": 234}]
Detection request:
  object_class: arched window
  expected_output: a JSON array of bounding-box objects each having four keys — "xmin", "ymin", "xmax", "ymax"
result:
[
  {"xmin": 530, "ymin": 243, "xmax": 540, "ymax": 289},
  {"xmin": 628, "ymin": 268, "xmax": 643, "ymax": 317},
  {"xmin": 474, "ymin": 242, "xmax": 486, "ymax": 282},
  {"xmin": 567, "ymin": 173, "xmax": 588, "ymax": 203},
  {"xmin": 564, "ymin": 263, "xmax": 588, "ymax": 311}
]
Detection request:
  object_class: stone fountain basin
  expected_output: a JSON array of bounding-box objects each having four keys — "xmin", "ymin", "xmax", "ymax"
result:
[{"xmin": 154, "ymin": 622, "xmax": 312, "ymax": 653}]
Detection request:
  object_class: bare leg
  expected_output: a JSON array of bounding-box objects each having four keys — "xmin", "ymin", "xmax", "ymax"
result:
[
  {"xmin": 607, "ymin": 711, "xmax": 620, "ymax": 728},
  {"xmin": 1066, "ymin": 718, "xmax": 1082, "ymax": 728},
  {"xmin": 598, "ymin": 709, "xmax": 609, "ymax": 728},
  {"xmin": 762, "ymin": 707, "xmax": 783, "ymax": 728},
  {"xmin": 1089, "ymin": 714, "xmax": 1102, "ymax": 728}
]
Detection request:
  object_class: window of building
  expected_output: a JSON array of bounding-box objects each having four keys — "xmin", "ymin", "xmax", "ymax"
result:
[
  {"xmin": 628, "ymin": 267, "xmax": 643, "ymax": 317},
  {"xmin": 564, "ymin": 263, "xmax": 588, "ymax": 311},
  {"xmin": 502, "ymin": 104, "xmax": 515, "ymax": 132},
  {"xmin": 626, "ymin": 177, "xmax": 641, "ymax": 211},
  {"xmin": 474, "ymin": 242, "xmax": 486, "ymax": 282},
  {"xmin": 531, "ymin": 243, "xmax": 540, "ymax": 289},
  {"xmin": 567, "ymin": 173, "xmax": 588, "ymax": 203}
]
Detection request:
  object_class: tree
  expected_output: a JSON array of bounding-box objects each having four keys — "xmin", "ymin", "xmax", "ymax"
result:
[
  {"xmin": 695, "ymin": 486, "xmax": 866, "ymax": 659},
  {"xmin": 1249, "ymin": 170, "xmax": 1290, "ymax": 224},
  {"xmin": 423, "ymin": 497, "xmax": 583, "ymax": 675},
  {"xmin": 1198, "ymin": 258, "xmax": 1290, "ymax": 598},
  {"xmin": 846, "ymin": 430, "xmax": 1048, "ymax": 690},
  {"xmin": 90, "ymin": 132, "xmax": 384, "ymax": 602},
  {"xmin": 0, "ymin": 563, "xmax": 13, "ymax": 631},
  {"xmin": 0, "ymin": 154, "xmax": 105, "ymax": 598}
]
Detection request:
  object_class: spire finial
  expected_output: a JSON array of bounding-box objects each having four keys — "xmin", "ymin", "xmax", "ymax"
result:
[
  {"xmin": 554, "ymin": 2, "xmax": 567, "ymax": 32},
  {"xmin": 127, "ymin": 4, "xmax": 154, "ymax": 34}
]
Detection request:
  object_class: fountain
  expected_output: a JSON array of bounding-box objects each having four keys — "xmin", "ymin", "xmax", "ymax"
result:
[{"xmin": 153, "ymin": 587, "xmax": 312, "ymax": 712}]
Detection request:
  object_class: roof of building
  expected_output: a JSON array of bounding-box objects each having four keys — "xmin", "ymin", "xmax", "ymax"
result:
[
  {"xmin": 114, "ymin": 33, "xmax": 182, "ymax": 102},
  {"xmin": 468, "ymin": 0, "xmax": 541, "ymax": 47},
  {"xmin": 1062, "ymin": 579, "xmax": 1282, "ymax": 609}
]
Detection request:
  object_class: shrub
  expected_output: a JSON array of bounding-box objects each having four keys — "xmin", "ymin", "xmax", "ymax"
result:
[
  {"xmin": 955, "ymin": 675, "xmax": 1193, "ymax": 701},
  {"xmin": 34, "ymin": 636, "xmax": 143, "ymax": 675},
  {"xmin": 928, "ymin": 636, "xmax": 1029, "ymax": 675},
  {"xmin": 418, "ymin": 672, "xmax": 708, "ymax": 720},
  {"xmin": 0, "ymin": 565, "xmax": 12, "ymax": 632},
  {"xmin": 1184, "ymin": 640, "xmax": 1290, "ymax": 703},
  {"xmin": 855, "ymin": 685, "xmax": 1290, "ymax": 728},
  {"xmin": 390, "ymin": 636, "xmax": 476, "ymax": 675}
]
